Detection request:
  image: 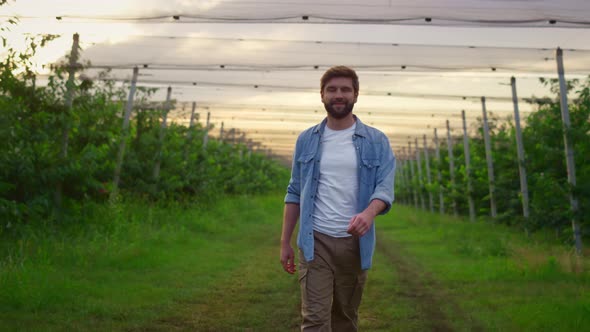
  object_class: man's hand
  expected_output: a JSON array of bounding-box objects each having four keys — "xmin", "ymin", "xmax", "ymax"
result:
[
  {"xmin": 347, "ymin": 210, "xmax": 375, "ymax": 237},
  {"xmin": 347, "ymin": 199, "xmax": 386, "ymax": 236},
  {"xmin": 280, "ymin": 243, "xmax": 296, "ymax": 274}
]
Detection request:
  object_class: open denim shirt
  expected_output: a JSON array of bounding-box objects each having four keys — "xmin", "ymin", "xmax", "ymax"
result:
[{"xmin": 284, "ymin": 116, "xmax": 396, "ymax": 270}]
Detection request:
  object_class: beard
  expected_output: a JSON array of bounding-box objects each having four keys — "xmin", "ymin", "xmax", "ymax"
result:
[{"xmin": 323, "ymin": 101, "xmax": 355, "ymax": 119}]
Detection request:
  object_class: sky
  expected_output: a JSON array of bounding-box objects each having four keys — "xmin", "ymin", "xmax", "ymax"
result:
[{"xmin": 2, "ymin": 0, "xmax": 590, "ymax": 161}]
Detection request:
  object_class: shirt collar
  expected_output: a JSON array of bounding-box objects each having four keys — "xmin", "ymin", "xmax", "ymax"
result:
[{"xmin": 312, "ymin": 115, "xmax": 368, "ymax": 137}]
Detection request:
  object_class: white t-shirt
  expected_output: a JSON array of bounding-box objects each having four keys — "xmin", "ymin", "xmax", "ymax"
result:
[{"xmin": 312, "ymin": 123, "xmax": 359, "ymax": 238}]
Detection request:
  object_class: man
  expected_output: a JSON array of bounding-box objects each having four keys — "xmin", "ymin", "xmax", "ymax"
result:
[{"xmin": 280, "ymin": 66, "xmax": 396, "ymax": 331}]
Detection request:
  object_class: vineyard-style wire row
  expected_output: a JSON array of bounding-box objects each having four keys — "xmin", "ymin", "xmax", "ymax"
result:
[
  {"xmin": 394, "ymin": 76, "xmax": 589, "ymax": 254},
  {"xmin": 2, "ymin": 3, "xmax": 588, "ymax": 255},
  {"xmin": 0, "ymin": 33, "xmax": 289, "ymax": 229}
]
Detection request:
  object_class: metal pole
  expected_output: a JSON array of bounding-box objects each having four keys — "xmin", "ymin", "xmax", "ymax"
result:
[
  {"xmin": 153, "ymin": 86, "xmax": 172, "ymax": 183},
  {"xmin": 219, "ymin": 121, "xmax": 225, "ymax": 142},
  {"xmin": 55, "ymin": 33, "xmax": 80, "ymax": 208},
  {"xmin": 510, "ymin": 77, "xmax": 530, "ymax": 220},
  {"xmin": 415, "ymin": 138, "xmax": 426, "ymax": 211},
  {"xmin": 481, "ymin": 97, "xmax": 497, "ymax": 218},
  {"xmin": 111, "ymin": 67, "xmax": 138, "ymax": 201},
  {"xmin": 446, "ymin": 120, "xmax": 458, "ymax": 217},
  {"xmin": 434, "ymin": 128, "xmax": 444, "ymax": 214},
  {"xmin": 423, "ymin": 135, "xmax": 434, "ymax": 213},
  {"xmin": 462, "ymin": 110, "xmax": 476, "ymax": 222},
  {"xmin": 556, "ymin": 48, "xmax": 583, "ymax": 255}
]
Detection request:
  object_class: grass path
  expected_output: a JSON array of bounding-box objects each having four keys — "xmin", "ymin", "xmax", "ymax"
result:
[
  {"xmin": 1, "ymin": 194, "xmax": 589, "ymax": 331},
  {"xmin": 141, "ymin": 197, "xmax": 589, "ymax": 332},
  {"xmin": 134, "ymin": 216, "xmax": 301, "ymax": 331},
  {"xmin": 376, "ymin": 206, "xmax": 590, "ymax": 332},
  {"xmin": 375, "ymin": 236, "xmax": 484, "ymax": 332}
]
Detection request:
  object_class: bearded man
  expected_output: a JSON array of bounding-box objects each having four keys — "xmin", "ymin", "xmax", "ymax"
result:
[{"xmin": 280, "ymin": 66, "xmax": 396, "ymax": 332}]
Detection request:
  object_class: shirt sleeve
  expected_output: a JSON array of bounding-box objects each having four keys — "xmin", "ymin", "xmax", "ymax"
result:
[
  {"xmin": 369, "ymin": 133, "xmax": 396, "ymax": 215},
  {"xmin": 284, "ymin": 137, "xmax": 302, "ymax": 204}
]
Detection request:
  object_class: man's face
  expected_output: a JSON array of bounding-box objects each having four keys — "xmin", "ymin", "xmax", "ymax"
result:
[{"xmin": 321, "ymin": 77, "xmax": 358, "ymax": 119}]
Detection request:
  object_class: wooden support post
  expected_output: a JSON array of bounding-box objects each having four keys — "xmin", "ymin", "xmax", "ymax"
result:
[
  {"xmin": 399, "ymin": 148, "xmax": 407, "ymax": 205},
  {"xmin": 184, "ymin": 101, "xmax": 197, "ymax": 159},
  {"xmin": 188, "ymin": 102, "xmax": 197, "ymax": 129},
  {"xmin": 403, "ymin": 158, "xmax": 410, "ymax": 206},
  {"xmin": 394, "ymin": 156, "xmax": 405, "ymax": 204},
  {"xmin": 423, "ymin": 135, "xmax": 434, "ymax": 213},
  {"xmin": 510, "ymin": 77, "xmax": 531, "ymax": 220},
  {"xmin": 55, "ymin": 33, "xmax": 80, "ymax": 208},
  {"xmin": 398, "ymin": 157, "xmax": 407, "ymax": 205},
  {"xmin": 462, "ymin": 110, "xmax": 476, "ymax": 222},
  {"xmin": 481, "ymin": 97, "xmax": 497, "ymax": 218},
  {"xmin": 203, "ymin": 111, "xmax": 211, "ymax": 148},
  {"xmin": 556, "ymin": 48, "xmax": 583, "ymax": 255},
  {"xmin": 153, "ymin": 86, "xmax": 172, "ymax": 185},
  {"xmin": 415, "ymin": 138, "xmax": 426, "ymax": 211},
  {"xmin": 434, "ymin": 128, "xmax": 444, "ymax": 214},
  {"xmin": 407, "ymin": 142, "xmax": 419, "ymax": 209},
  {"xmin": 111, "ymin": 67, "xmax": 138, "ymax": 201},
  {"xmin": 446, "ymin": 120, "xmax": 458, "ymax": 217}
]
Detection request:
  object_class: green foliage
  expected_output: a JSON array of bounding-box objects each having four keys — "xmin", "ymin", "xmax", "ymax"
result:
[
  {"xmin": 397, "ymin": 77, "xmax": 590, "ymax": 239},
  {"xmin": 380, "ymin": 205, "xmax": 590, "ymax": 331},
  {"xmin": 0, "ymin": 194, "xmax": 295, "ymax": 331},
  {"xmin": 0, "ymin": 33, "xmax": 289, "ymax": 228}
]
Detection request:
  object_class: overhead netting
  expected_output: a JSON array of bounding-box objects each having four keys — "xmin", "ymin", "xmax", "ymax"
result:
[
  {"xmin": 2, "ymin": 0, "xmax": 590, "ymax": 161},
  {"xmin": 3, "ymin": 0, "xmax": 590, "ymax": 27}
]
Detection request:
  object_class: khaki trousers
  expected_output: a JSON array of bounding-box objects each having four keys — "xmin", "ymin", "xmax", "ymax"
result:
[{"xmin": 298, "ymin": 231, "xmax": 368, "ymax": 332}]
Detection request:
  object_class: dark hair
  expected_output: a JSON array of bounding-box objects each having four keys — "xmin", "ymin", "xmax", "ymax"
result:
[{"xmin": 320, "ymin": 66, "xmax": 359, "ymax": 95}]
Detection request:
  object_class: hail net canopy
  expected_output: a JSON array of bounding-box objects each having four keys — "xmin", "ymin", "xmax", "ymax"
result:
[{"xmin": 2, "ymin": 0, "xmax": 590, "ymax": 162}]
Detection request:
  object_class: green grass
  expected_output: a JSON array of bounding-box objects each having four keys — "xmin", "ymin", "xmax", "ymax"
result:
[
  {"xmin": 0, "ymin": 194, "xmax": 297, "ymax": 331},
  {"xmin": 377, "ymin": 204, "xmax": 590, "ymax": 332},
  {"xmin": 1, "ymin": 196, "xmax": 588, "ymax": 331}
]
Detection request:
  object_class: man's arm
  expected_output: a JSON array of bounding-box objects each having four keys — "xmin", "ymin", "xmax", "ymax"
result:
[
  {"xmin": 280, "ymin": 203, "xmax": 300, "ymax": 274},
  {"xmin": 369, "ymin": 134, "xmax": 396, "ymax": 215},
  {"xmin": 348, "ymin": 133, "xmax": 396, "ymax": 237},
  {"xmin": 347, "ymin": 199, "xmax": 386, "ymax": 237}
]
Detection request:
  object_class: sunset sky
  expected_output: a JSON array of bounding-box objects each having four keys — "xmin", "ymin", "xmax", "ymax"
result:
[{"xmin": 2, "ymin": 0, "xmax": 590, "ymax": 160}]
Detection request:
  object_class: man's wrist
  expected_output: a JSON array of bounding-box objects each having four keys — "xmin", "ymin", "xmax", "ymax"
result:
[
  {"xmin": 364, "ymin": 210, "xmax": 378, "ymax": 221},
  {"xmin": 365, "ymin": 200, "xmax": 385, "ymax": 219}
]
